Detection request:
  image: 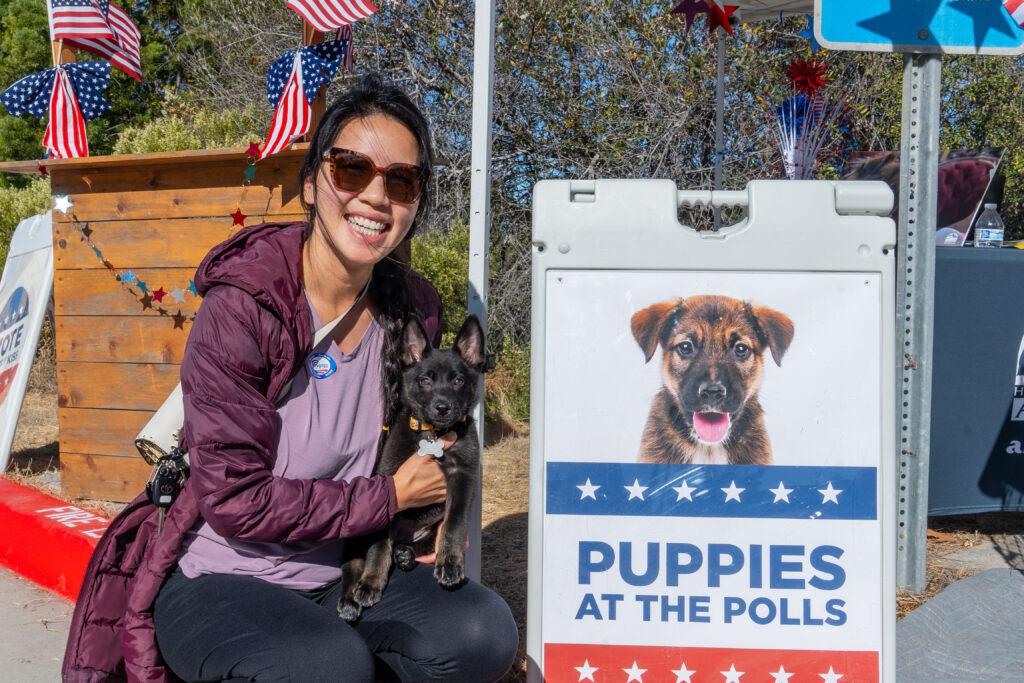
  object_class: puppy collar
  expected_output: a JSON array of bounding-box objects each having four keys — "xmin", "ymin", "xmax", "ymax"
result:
[{"xmin": 409, "ymin": 416, "xmax": 435, "ymax": 432}]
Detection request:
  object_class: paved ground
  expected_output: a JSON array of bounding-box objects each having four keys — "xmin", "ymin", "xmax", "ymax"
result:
[
  {"xmin": 0, "ymin": 566, "xmax": 70, "ymax": 682},
  {"xmin": 3, "ymin": 538, "xmax": 1023, "ymax": 681}
]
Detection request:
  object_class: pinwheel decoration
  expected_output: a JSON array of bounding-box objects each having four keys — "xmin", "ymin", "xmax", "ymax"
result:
[
  {"xmin": 763, "ymin": 59, "xmax": 854, "ymax": 180},
  {"xmin": 260, "ymin": 38, "xmax": 349, "ymax": 160},
  {"xmin": 0, "ymin": 61, "xmax": 110, "ymax": 158}
]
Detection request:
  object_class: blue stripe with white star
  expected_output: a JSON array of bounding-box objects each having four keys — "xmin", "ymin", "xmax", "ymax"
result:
[{"xmin": 546, "ymin": 462, "xmax": 876, "ymax": 520}]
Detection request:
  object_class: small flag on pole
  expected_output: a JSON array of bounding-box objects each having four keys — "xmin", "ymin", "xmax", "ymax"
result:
[
  {"xmin": 286, "ymin": 0, "xmax": 377, "ymax": 32},
  {"xmin": 47, "ymin": 0, "xmax": 143, "ymax": 81}
]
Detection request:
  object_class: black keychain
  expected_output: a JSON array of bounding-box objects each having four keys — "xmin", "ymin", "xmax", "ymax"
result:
[{"xmin": 145, "ymin": 447, "xmax": 189, "ymax": 532}]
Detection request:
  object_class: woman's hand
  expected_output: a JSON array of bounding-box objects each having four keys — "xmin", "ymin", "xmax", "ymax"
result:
[{"xmin": 391, "ymin": 431, "xmax": 456, "ymax": 512}]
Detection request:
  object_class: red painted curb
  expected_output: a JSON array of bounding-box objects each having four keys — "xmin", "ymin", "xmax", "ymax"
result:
[{"xmin": 0, "ymin": 476, "xmax": 107, "ymax": 600}]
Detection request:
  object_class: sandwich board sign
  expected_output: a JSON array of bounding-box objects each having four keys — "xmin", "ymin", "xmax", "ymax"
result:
[
  {"xmin": 815, "ymin": 0, "xmax": 1024, "ymax": 55},
  {"xmin": 527, "ymin": 180, "xmax": 896, "ymax": 681},
  {"xmin": 0, "ymin": 211, "xmax": 54, "ymax": 473}
]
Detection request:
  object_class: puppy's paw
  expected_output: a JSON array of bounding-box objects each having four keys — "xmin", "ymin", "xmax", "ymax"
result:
[
  {"xmin": 352, "ymin": 580, "xmax": 385, "ymax": 608},
  {"xmin": 434, "ymin": 552, "xmax": 465, "ymax": 588},
  {"xmin": 394, "ymin": 545, "xmax": 416, "ymax": 571},
  {"xmin": 337, "ymin": 597, "xmax": 362, "ymax": 622}
]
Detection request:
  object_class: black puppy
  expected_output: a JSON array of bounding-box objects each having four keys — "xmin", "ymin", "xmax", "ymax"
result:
[{"xmin": 338, "ymin": 315, "xmax": 485, "ymax": 622}]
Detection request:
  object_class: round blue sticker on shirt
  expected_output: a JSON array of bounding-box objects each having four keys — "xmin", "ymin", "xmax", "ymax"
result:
[{"xmin": 308, "ymin": 353, "xmax": 337, "ymax": 379}]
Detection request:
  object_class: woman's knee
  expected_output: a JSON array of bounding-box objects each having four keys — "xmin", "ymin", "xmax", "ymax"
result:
[{"xmin": 437, "ymin": 588, "xmax": 520, "ymax": 681}]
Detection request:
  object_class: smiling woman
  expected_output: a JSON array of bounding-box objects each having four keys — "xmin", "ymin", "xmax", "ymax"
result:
[{"xmin": 63, "ymin": 74, "xmax": 518, "ymax": 683}]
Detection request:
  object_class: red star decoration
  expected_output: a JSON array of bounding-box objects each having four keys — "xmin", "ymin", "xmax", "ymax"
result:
[
  {"xmin": 672, "ymin": 0, "xmax": 707, "ymax": 32},
  {"xmin": 786, "ymin": 58, "xmax": 829, "ymax": 95},
  {"xmin": 231, "ymin": 208, "xmax": 247, "ymax": 226},
  {"xmin": 246, "ymin": 142, "xmax": 261, "ymax": 159},
  {"xmin": 37, "ymin": 163, "xmax": 48, "ymax": 177},
  {"xmin": 706, "ymin": 3, "xmax": 737, "ymax": 36},
  {"xmin": 152, "ymin": 287, "xmax": 166, "ymax": 302}
]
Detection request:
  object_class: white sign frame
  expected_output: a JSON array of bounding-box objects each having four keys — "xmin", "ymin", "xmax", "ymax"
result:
[
  {"xmin": 0, "ymin": 211, "xmax": 54, "ymax": 472},
  {"xmin": 527, "ymin": 180, "xmax": 897, "ymax": 681}
]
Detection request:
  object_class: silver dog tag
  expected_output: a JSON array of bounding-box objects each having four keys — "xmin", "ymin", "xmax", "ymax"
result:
[{"xmin": 417, "ymin": 438, "xmax": 444, "ymax": 459}]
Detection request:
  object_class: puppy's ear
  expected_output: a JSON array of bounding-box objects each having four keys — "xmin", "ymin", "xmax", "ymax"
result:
[
  {"xmin": 401, "ymin": 318, "xmax": 431, "ymax": 366},
  {"xmin": 631, "ymin": 299, "xmax": 684, "ymax": 363},
  {"xmin": 454, "ymin": 315, "xmax": 486, "ymax": 368},
  {"xmin": 751, "ymin": 306, "xmax": 794, "ymax": 366}
]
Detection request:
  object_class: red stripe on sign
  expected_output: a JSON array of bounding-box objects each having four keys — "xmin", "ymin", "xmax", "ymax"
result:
[
  {"xmin": 0, "ymin": 477, "xmax": 106, "ymax": 600},
  {"xmin": 544, "ymin": 643, "xmax": 879, "ymax": 682}
]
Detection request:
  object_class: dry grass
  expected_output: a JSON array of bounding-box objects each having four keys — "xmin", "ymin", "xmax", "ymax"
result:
[{"xmin": 5, "ymin": 337, "xmax": 1022, "ymax": 680}]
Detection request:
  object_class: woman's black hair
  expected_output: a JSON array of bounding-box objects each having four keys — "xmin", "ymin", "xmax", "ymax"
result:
[{"xmin": 299, "ymin": 73, "xmax": 435, "ymax": 436}]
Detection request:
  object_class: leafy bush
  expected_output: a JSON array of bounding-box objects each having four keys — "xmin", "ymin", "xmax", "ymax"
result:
[
  {"xmin": 0, "ymin": 176, "xmax": 50, "ymax": 265},
  {"xmin": 410, "ymin": 221, "xmax": 470, "ymax": 344},
  {"xmin": 112, "ymin": 103, "xmax": 261, "ymax": 155},
  {"xmin": 484, "ymin": 339, "xmax": 530, "ymax": 425}
]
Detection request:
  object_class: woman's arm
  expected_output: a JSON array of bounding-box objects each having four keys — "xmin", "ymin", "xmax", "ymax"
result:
[{"xmin": 180, "ymin": 286, "xmax": 394, "ymax": 545}]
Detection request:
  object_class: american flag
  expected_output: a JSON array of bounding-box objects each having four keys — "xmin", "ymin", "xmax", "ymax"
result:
[
  {"xmin": 286, "ymin": 0, "xmax": 377, "ymax": 32},
  {"xmin": 260, "ymin": 40, "xmax": 348, "ymax": 160},
  {"xmin": 1007, "ymin": 0, "xmax": 1024, "ymax": 27},
  {"xmin": 0, "ymin": 61, "xmax": 110, "ymax": 159},
  {"xmin": 47, "ymin": 0, "xmax": 142, "ymax": 82},
  {"xmin": 337, "ymin": 25, "xmax": 354, "ymax": 72},
  {"xmin": 43, "ymin": 68, "xmax": 88, "ymax": 157}
]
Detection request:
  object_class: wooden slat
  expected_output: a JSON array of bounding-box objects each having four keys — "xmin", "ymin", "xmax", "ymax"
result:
[
  {"xmin": 50, "ymin": 155, "xmax": 305, "ymax": 222},
  {"xmin": 55, "ymin": 269, "xmax": 202, "ymax": 316},
  {"xmin": 53, "ymin": 216, "xmax": 305, "ymax": 269},
  {"xmin": 59, "ymin": 407, "xmax": 153, "ymax": 458},
  {"xmin": 61, "ymin": 452, "xmax": 151, "ymax": 503},
  {"xmin": 56, "ymin": 316, "xmax": 192, "ymax": 364},
  {"xmin": 57, "ymin": 362, "xmax": 180, "ymax": 411},
  {"xmin": 0, "ymin": 144, "xmax": 309, "ymax": 176}
]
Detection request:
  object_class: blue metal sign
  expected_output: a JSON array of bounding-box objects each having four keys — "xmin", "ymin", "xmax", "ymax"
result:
[{"xmin": 815, "ymin": 0, "xmax": 1024, "ymax": 55}]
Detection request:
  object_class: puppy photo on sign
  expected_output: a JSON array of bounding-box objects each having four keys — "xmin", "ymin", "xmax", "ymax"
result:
[
  {"xmin": 630, "ymin": 295, "xmax": 794, "ymax": 466},
  {"xmin": 541, "ymin": 270, "xmax": 881, "ymax": 468}
]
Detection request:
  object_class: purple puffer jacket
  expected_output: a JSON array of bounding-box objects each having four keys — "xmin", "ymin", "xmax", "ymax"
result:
[{"xmin": 62, "ymin": 222, "xmax": 442, "ymax": 682}]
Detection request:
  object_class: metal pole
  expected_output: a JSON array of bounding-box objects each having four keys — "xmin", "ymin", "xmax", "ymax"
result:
[
  {"xmin": 714, "ymin": 30, "xmax": 725, "ymax": 230},
  {"xmin": 895, "ymin": 53, "xmax": 940, "ymax": 592},
  {"xmin": 466, "ymin": 0, "xmax": 496, "ymax": 582}
]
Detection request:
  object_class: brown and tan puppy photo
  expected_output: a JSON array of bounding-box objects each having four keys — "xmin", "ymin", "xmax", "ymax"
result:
[{"xmin": 631, "ymin": 295, "xmax": 794, "ymax": 465}]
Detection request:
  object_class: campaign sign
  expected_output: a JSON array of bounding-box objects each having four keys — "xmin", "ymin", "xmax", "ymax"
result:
[
  {"xmin": 527, "ymin": 180, "xmax": 896, "ymax": 682},
  {"xmin": 0, "ymin": 212, "xmax": 54, "ymax": 472}
]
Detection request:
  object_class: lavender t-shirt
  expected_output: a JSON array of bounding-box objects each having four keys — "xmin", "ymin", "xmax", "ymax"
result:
[{"xmin": 178, "ymin": 295, "xmax": 385, "ymax": 589}]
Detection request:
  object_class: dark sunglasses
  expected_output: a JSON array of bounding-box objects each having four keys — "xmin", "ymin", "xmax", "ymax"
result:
[{"xmin": 322, "ymin": 147, "xmax": 428, "ymax": 204}]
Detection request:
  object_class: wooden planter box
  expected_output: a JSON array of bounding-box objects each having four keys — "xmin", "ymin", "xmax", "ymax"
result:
[{"xmin": 1, "ymin": 146, "xmax": 309, "ymax": 501}]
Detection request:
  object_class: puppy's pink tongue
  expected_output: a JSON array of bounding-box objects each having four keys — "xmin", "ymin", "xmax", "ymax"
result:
[{"xmin": 693, "ymin": 412, "xmax": 730, "ymax": 443}]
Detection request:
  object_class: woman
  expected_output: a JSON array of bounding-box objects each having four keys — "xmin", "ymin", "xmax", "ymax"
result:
[{"xmin": 62, "ymin": 75, "xmax": 517, "ymax": 682}]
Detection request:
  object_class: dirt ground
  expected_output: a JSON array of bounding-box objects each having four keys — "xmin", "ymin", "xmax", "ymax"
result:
[{"xmin": 3, "ymin": 337, "xmax": 1018, "ymax": 681}]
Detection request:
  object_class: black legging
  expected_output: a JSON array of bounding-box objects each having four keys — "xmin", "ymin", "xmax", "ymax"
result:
[{"xmin": 153, "ymin": 564, "xmax": 518, "ymax": 682}]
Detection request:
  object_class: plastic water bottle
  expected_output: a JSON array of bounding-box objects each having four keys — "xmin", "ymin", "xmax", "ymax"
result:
[{"xmin": 974, "ymin": 203, "xmax": 1004, "ymax": 248}]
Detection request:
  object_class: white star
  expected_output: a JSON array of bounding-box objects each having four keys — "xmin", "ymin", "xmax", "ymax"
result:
[
  {"xmin": 577, "ymin": 478, "xmax": 600, "ymax": 500},
  {"xmin": 721, "ymin": 480, "xmax": 745, "ymax": 502},
  {"xmin": 625, "ymin": 479, "xmax": 648, "ymax": 501},
  {"xmin": 623, "ymin": 661, "xmax": 647, "ymax": 682},
  {"xmin": 769, "ymin": 481, "xmax": 793, "ymax": 503},
  {"xmin": 53, "ymin": 195, "xmax": 72, "ymax": 214},
  {"xmin": 574, "ymin": 659, "xmax": 598, "ymax": 681},
  {"xmin": 818, "ymin": 482, "xmax": 843, "ymax": 504},
  {"xmin": 770, "ymin": 666, "xmax": 794, "ymax": 682},
  {"xmin": 819, "ymin": 666, "xmax": 843, "ymax": 682},
  {"xmin": 721, "ymin": 664, "xmax": 744, "ymax": 682},
  {"xmin": 672, "ymin": 661, "xmax": 696, "ymax": 682},
  {"xmin": 170, "ymin": 287, "xmax": 186, "ymax": 303},
  {"xmin": 672, "ymin": 480, "xmax": 697, "ymax": 501}
]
